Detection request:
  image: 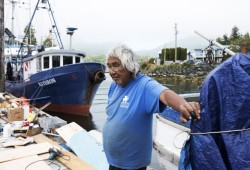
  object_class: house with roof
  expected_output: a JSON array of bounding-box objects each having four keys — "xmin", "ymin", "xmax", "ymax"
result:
[{"xmin": 188, "ymin": 45, "xmax": 226, "ymax": 64}]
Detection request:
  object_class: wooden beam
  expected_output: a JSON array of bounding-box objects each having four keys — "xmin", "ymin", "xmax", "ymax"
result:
[
  {"xmin": 33, "ymin": 134, "xmax": 96, "ymax": 170},
  {"xmin": 0, "ymin": 155, "xmax": 52, "ymax": 170},
  {"xmin": 0, "ymin": 142, "xmax": 52, "ymax": 163}
]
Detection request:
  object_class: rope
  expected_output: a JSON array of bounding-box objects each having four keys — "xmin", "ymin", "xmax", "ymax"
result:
[
  {"xmin": 173, "ymin": 127, "xmax": 250, "ymax": 149},
  {"xmin": 30, "ymin": 68, "xmax": 53, "ymax": 106},
  {"xmin": 190, "ymin": 127, "xmax": 250, "ymax": 135}
]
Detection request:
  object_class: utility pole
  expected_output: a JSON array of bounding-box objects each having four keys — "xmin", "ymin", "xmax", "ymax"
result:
[
  {"xmin": 0, "ymin": 0, "xmax": 5, "ymax": 92},
  {"xmin": 174, "ymin": 23, "xmax": 178, "ymax": 62}
]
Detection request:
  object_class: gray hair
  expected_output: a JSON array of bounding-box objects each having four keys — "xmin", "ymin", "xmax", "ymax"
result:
[{"xmin": 106, "ymin": 44, "xmax": 141, "ymax": 78}]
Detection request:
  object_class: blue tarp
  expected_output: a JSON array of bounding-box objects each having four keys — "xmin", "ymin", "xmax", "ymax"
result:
[{"xmin": 179, "ymin": 53, "xmax": 250, "ymax": 170}]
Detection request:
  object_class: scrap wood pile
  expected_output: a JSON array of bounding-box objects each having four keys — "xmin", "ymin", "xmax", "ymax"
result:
[
  {"xmin": 0, "ymin": 93, "xmax": 107, "ymax": 170},
  {"xmin": 0, "ymin": 93, "xmax": 67, "ymax": 137}
]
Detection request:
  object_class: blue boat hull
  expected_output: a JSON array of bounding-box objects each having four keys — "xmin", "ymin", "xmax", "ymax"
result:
[{"xmin": 5, "ymin": 62, "xmax": 105, "ymax": 116}]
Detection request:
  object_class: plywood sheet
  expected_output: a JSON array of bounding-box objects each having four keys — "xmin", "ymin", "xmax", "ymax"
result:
[
  {"xmin": 55, "ymin": 122, "xmax": 83, "ymax": 143},
  {"xmin": 2, "ymin": 137, "xmax": 33, "ymax": 147},
  {"xmin": 0, "ymin": 142, "xmax": 52, "ymax": 163},
  {"xmin": 0, "ymin": 155, "xmax": 52, "ymax": 170},
  {"xmin": 33, "ymin": 134, "xmax": 96, "ymax": 170},
  {"xmin": 70, "ymin": 131, "xmax": 108, "ymax": 170}
]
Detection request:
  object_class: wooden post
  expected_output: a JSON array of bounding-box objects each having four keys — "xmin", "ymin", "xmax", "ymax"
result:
[
  {"xmin": 0, "ymin": 0, "xmax": 5, "ymax": 92},
  {"xmin": 241, "ymin": 43, "xmax": 247, "ymax": 54}
]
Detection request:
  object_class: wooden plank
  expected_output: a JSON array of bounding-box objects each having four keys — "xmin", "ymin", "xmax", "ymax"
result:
[
  {"xmin": 0, "ymin": 142, "xmax": 52, "ymax": 163},
  {"xmin": 88, "ymin": 130, "xmax": 103, "ymax": 144},
  {"xmin": 33, "ymin": 134, "xmax": 96, "ymax": 170},
  {"xmin": 0, "ymin": 155, "xmax": 52, "ymax": 170},
  {"xmin": 70, "ymin": 131, "xmax": 108, "ymax": 170},
  {"xmin": 55, "ymin": 122, "xmax": 83, "ymax": 143},
  {"xmin": 38, "ymin": 153, "xmax": 69, "ymax": 170},
  {"xmin": 2, "ymin": 137, "xmax": 33, "ymax": 147}
]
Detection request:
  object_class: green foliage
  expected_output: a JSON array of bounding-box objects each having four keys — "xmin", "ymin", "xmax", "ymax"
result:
[
  {"xmin": 216, "ymin": 26, "xmax": 250, "ymax": 54},
  {"xmin": 230, "ymin": 26, "xmax": 241, "ymax": 42},
  {"xmin": 159, "ymin": 47, "xmax": 187, "ymax": 64},
  {"xmin": 149, "ymin": 64, "xmax": 159, "ymax": 71},
  {"xmin": 148, "ymin": 58, "xmax": 155, "ymax": 64},
  {"xmin": 43, "ymin": 37, "xmax": 57, "ymax": 48},
  {"xmin": 141, "ymin": 62, "xmax": 149, "ymax": 70},
  {"xmin": 167, "ymin": 63, "xmax": 179, "ymax": 70},
  {"xmin": 23, "ymin": 25, "xmax": 37, "ymax": 45},
  {"xmin": 181, "ymin": 62, "xmax": 192, "ymax": 67},
  {"xmin": 84, "ymin": 55, "xmax": 106, "ymax": 63}
]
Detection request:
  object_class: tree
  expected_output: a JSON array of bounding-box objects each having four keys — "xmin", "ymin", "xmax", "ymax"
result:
[
  {"xmin": 43, "ymin": 37, "xmax": 57, "ymax": 48},
  {"xmin": 230, "ymin": 26, "xmax": 241, "ymax": 42},
  {"xmin": 23, "ymin": 25, "xmax": 37, "ymax": 45},
  {"xmin": 216, "ymin": 26, "xmax": 250, "ymax": 60},
  {"xmin": 216, "ymin": 26, "xmax": 250, "ymax": 51},
  {"xmin": 216, "ymin": 34, "xmax": 230, "ymax": 45}
]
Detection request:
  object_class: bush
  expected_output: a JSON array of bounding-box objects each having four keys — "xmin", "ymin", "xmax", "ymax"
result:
[{"xmin": 141, "ymin": 62, "xmax": 149, "ymax": 70}]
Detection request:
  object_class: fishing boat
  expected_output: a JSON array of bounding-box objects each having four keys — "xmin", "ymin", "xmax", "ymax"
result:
[
  {"xmin": 4, "ymin": 0, "xmax": 106, "ymax": 116},
  {"xmin": 153, "ymin": 94, "xmax": 199, "ymax": 170},
  {"xmin": 153, "ymin": 32, "xmax": 250, "ymax": 169}
]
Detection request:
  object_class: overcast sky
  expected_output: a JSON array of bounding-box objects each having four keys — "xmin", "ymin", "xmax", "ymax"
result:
[{"xmin": 4, "ymin": 0, "xmax": 250, "ymax": 51}]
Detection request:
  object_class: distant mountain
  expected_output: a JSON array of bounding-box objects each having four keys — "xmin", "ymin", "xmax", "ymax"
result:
[
  {"xmin": 72, "ymin": 42, "xmax": 117, "ymax": 56},
  {"xmin": 136, "ymin": 35, "xmax": 209, "ymax": 57},
  {"xmin": 72, "ymin": 35, "xmax": 209, "ymax": 57}
]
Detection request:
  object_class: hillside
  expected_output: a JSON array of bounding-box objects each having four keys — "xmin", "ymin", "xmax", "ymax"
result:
[{"xmin": 73, "ymin": 35, "xmax": 209, "ymax": 57}]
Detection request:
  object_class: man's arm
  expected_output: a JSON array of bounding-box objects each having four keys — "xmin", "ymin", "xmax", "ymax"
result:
[{"xmin": 159, "ymin": 89, "xmax": 201, "ymax": 123}]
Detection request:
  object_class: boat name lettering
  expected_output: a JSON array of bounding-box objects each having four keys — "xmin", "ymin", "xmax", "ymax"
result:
[{"xmin": 38, "ymin": 78, "xmax": 56, "ymax": 87}]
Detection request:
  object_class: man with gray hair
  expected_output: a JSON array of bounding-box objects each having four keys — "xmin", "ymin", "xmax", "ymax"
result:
[{"xmin": 103, "ymin": 45, "xmax": 200, "ymax": 170}]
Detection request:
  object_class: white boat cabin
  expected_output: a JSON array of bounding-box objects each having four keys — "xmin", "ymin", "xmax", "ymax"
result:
[{"xmin": 23, "ymin": 50, "xmax": 86, "ymax": 81}]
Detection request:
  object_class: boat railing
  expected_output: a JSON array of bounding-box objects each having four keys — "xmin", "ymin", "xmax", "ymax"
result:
[{"xmin": 179, "ymin": 93, "xmax": 200, "ymax": 99}]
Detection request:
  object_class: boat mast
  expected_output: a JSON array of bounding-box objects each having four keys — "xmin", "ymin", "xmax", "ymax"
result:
[
  {"xmin": 0, "ymin": 0, "xmax": 4, "ymax": 92},
  {"xmin": 6, "ymin": 0, "xmax": 19, "ymax": 45},
  {"xmin": 194, "ymin": 31, "xmax": 235, "ymax": 56},
  {"xmin": 46, "ymin": 0, "xmax": 64, "ymax": 49},
  {"xmin": 11, "ymin": 1, "xmax": 16, "ymax": 44},
  {"xmin": 17, "ymin": 0, "xmax": 41, "ymax": 58}
]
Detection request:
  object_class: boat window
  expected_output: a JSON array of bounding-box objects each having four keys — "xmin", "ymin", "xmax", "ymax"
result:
[
  {"xmin": 43, "ymin": 56, "xmax": 50, "ymax": 69},
  {"xmin": 75, "ymin": 56, "xmax": 81, "ymax": 63},
  {"xmin": 52, "ymin": 55, "xmax": 60, "ymax": 67},
  {"xmin": 63, "ymin": 56, "xmax": 73, "ymax": 65}
]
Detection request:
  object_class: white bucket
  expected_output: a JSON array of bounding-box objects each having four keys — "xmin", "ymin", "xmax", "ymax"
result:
[{"xmin": 22, "ymin": 105, "xmax": 30, "ymax": 120}]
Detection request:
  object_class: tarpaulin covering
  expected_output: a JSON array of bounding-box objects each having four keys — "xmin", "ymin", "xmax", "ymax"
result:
[{"xmin": 179, "ymin": 53, "xmax": 250, "ymax": 170}]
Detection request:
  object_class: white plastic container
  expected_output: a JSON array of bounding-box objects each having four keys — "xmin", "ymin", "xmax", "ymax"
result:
[
  {"xmin": 22, "ymin": 105, "xmax": 30, "ymax": 120},
  {"xmin": 3, "ymin": 123, "xmax": 12, "ymax": 139}
]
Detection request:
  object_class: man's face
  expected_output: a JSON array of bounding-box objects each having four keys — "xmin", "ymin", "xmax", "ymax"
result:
[{"xmin": 107, "ymin": 56, "xmax": 132, "ymax": 87}]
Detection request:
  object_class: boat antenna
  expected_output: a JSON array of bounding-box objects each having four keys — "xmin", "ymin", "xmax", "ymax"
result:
[{"xmin": 46, "ymin": 0, "xmax": 64, "ymax": 49}]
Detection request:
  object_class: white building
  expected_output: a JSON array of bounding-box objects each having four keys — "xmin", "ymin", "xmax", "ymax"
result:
[{"xmin": 188, "ymin": 45, "xmax": 227, "ymax": 64}]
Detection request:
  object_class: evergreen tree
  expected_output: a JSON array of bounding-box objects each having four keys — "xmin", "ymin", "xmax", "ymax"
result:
[
  {"xmin": 230, "ymin": 26, "xmax": 241, "ymax": 42},
  {"xmin": 43, "ymin": 37, "xmax": 55, "ymax": 47},
  {"xmin": 23, "ymin": 25, "xmax": 37, "ymax": 45}
]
